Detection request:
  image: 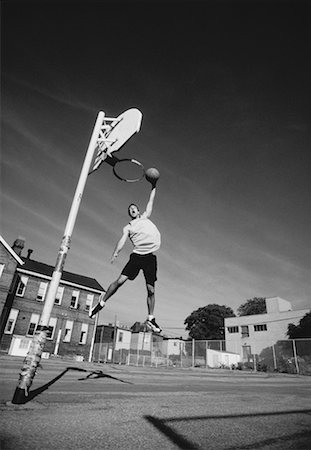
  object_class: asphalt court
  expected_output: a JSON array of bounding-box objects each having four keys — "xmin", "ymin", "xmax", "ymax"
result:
[{"xmin": 1, "ymin": 357, "xmax": 311, "ymax": 449}]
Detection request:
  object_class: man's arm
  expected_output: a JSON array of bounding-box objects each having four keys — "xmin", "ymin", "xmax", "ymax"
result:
[
  {"xmin": 144, "ymin": 186, "xmax": 156, "ymax": 218},
  {"xmin": 110, "ymin": 226, "xmax": 129, "ymax": 263}
]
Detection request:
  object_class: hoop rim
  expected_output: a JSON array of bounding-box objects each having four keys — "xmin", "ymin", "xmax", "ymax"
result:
[{"xmin": 112, "ymin": 158, "xmax": 145, "ymax": 183}]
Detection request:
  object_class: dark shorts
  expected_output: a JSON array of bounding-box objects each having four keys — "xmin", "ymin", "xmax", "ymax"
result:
[{"xmin": 121, "ymin": 253, "xmax": 157, "ymax": 286}]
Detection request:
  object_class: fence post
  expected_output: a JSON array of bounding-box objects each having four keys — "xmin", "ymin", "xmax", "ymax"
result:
[
  {"xmin": 192, "ymin": 339, "xmax": 195, "ymax": 368},
  {"xmin": 272, "ymin": 344, "xmax": 277, "ymax": 371},
  {"xmin": 292, "ymin": 339, "xmax": 299, "ymax": 374},
  {"xmin": 180, "ymin": 341, "xmax": 183, "ymax": 368}
]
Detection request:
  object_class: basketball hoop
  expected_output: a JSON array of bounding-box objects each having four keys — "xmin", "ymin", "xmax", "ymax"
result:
[
  {"xmin": 90, "ymin": 108, "xmax": 143, "ymax": 176},
  {"xmin": 105, "ymin": 154, "xmax": 145, "ymax": 183}
]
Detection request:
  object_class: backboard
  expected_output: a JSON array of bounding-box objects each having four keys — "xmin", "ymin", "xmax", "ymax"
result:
[
  {"xmin": 91, "ymin": 108, "xmax": 142, "ymax": 173},
  {"xmin": 105, "ymin": 108, "xmax": 142, "ymax": 155}
]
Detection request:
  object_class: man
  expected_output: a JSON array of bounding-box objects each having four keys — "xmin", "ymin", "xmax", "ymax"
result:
[{"xmin": 89, "ymin": 182, "xmax": 162, "ymax": 333}]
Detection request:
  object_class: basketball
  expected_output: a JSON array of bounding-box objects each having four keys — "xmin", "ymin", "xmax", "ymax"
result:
[{"xmin": 145, "ymin": 167, "xmax": 160, "ymax": 183}]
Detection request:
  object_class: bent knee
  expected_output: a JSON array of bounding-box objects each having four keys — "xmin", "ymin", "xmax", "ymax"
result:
[
  {"xmin": 116, "ymin": 275, "xmax": 128, "ymax": 286},
  {"xmin": 146, "ymin": 284, "xmax": 155, "ymax": 295}
]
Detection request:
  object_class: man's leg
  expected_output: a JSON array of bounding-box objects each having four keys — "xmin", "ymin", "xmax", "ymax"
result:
[
  {"xmin": 145, "ymin": 282, "xmax": 162, "ymax": 332},
  {"xmin": 146, "ymin": 283, "xmax": 155, "ymax": 316},
  {"xmin": 89, "ymin": 274, "xmax": 128, "ymax": 318}
]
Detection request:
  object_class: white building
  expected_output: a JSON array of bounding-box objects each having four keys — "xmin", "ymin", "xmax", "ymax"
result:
[
  {"xmin": 115, "ymin": 328, "xmax": 132, "ymax": 351},
  {"xmin": 225, "ymin": 297, "xmax": 310, "ymax": 360},
  {"xmin": 162, "ymin": 338, "xmax": 185, "ymax": 356}
]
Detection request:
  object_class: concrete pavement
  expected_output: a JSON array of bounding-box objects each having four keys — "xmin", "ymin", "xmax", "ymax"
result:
[{"xmin": 1, "ymin": 356, "xmax": 311, "ymax": 449}]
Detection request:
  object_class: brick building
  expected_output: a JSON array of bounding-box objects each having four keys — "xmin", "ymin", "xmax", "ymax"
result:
[
  {"xmin": 0, "ymin": 236, "xmax": 104, "ymax": 361},
  {"xmin": 0, "ymin": 236, "xmax": 24, "ymax": 337}
]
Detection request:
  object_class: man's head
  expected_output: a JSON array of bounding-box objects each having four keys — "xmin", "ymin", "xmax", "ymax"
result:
[{"xmin": 128, "ymin": 203, "xmax": 140, "ymax": 219}]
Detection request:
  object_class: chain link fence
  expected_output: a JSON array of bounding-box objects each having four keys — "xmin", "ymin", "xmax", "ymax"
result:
[
  {"xmin": 256, "ymin": 339, "xmax": 311, "ymax": 375},
  {"xmin": 92, "ymin": 336, "xmax": 311, "ymax": 374},
  {"xmin": 93, "ymin": 338, "xmax": 236, "ymax": 369}
]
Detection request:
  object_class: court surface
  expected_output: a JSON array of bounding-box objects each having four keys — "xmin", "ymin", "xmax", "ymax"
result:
[{"xmin": 1, "ymin": 357, "xmax": 311, "ymax": 449}]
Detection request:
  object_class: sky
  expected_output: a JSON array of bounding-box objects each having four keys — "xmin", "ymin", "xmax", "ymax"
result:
[{"xmin": 1, "ymin": 1, "xmax": 310, "ymax": 338}]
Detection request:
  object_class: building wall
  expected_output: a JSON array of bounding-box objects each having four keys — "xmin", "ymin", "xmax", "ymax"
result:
[
  {"xmin": 115, "ymin": 328, "xmax": 131, "ymax": 351},
  {"xmin": 130, "ymin": 332, "xmax": 152, "ymax": 354},
  {"xmin": 225, "ymin": 297, "xmax": 310, "ymax": 359},
  {"xmin": 206, "ymin": 349, "xmax": 240, "ymax": 368},
  {"xmin": 162, "ymin": 339, "xmax": 184, "ymax": 356},
  {"xmin": 1, "ymin": 271, "xmax": 101, "ymax": 361},
  {"xmin": 0, "ymin": 244, "xmax": 19, "ymax": 318}
]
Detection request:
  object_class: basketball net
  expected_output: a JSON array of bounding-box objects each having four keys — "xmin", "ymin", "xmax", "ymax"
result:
[{"xmin": 90, "ymin": 116, "xmax": 121, "ymax": 173}]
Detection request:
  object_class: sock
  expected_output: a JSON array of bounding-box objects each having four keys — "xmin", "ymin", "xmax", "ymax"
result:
[{"xmin": 148, "ymin": 315, "xmax": 154, "ymax": 321}]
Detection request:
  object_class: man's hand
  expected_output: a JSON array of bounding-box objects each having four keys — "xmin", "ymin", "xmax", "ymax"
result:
[{"xmin": 147, "ymin": 178, "xmax": 158, "ymax": 188}]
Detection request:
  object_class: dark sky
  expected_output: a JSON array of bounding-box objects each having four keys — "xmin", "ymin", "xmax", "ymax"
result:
[{"xmin": 2, "ymin": 1, "xmax": 310, "ymax": 336}]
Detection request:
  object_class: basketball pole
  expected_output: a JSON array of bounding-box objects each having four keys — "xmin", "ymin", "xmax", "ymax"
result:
[{"xmin": 12, "ymin": 111, "xmax": 105, "ymax": 404}]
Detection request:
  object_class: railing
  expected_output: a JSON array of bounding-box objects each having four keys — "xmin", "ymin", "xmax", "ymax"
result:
[
  {"xmin": 255, "ymin": 339, "xmax": 311, "ymax": 375},
  {"xmin": 92, "ymin": 338, "xmax": 311, "ymax": 375}
]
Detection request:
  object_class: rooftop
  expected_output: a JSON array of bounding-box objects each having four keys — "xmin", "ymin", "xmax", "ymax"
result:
[{"xmin": 18, "ymin": 256, "xmax": 104, "ymax": 292}]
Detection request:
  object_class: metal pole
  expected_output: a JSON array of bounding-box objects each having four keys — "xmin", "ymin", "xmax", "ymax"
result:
[
  {"xmin": 112, "ymin": 315, "xmax": 117, "ymax": 364},
  {"xmin": 192, "ymin": 339, "xmax": 195, "ymax": 368},
  {"xmin": 292, "ymin": 339, "xmax": 299, "ymax": 374},
  {"xmin": 272, "ymin": 344, "xmax": 277, "ymax": 371},
  {"xmin": 12, "ymin": 112, "xmax": 105, "ymax": 404},
  {"xmin": 53, "ymin": 328, "xmax": 62, "ymax": 356},
  {"xmin": 180, "ymin": 341, "xmax": 183, "ymax": 368},
  {"xmin": 89, "ymin": 311, "xmax": 99, "ymax": 362}
]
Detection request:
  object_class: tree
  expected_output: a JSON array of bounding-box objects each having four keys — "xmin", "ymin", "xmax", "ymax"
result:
[
  {"xmin": 237, "ymin": 297, "xmax": 266, "ymax": 316},
  {"xmin": 287, "ymin": 312, "xmax": 311, "ymax": 339},
  {"xmin": 184, "ymin": 304, "xmax": 235, "ymax": 340}
]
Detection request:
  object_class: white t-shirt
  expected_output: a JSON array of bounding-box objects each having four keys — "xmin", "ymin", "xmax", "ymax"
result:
[{"xmin": 125, "ymin": 212, "xmax": 161, "ymax": 255}]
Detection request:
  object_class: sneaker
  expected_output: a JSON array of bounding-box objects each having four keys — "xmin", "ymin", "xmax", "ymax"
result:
[
  {"xmin": 145, "ymin": 317, "xmax": 162, "ymax": 333},
  {"xmin": 89, "ymin": 295, "xmax": 106, "ymax": 318}
]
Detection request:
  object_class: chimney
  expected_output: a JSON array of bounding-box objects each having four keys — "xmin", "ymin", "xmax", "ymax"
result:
[
  {"xmin": 12, "ymin": 236, "xmax": 25, "ymax": 256},
  {"xmin": 27, "ymin": 249, "xmax": 33, "ymax": 259}
]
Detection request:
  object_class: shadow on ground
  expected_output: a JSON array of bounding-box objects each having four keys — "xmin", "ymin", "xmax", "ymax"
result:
[
  {"xmin": 21, "ymin": 367, "xmax": 132, "ymax": 404},
  {"xmin": 145, "ymin": 409, "xmax": 311, "ymax": 450}
]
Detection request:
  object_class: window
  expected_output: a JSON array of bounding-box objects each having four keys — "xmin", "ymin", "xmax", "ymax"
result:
[
  {"xmin": 70, "ymin": 290, "xmax": 80, "ymax": 308},
  {"xmin": 27, "ymin": 314, "xmax": 40, "ymax": 336},
  {"xmin": 46, "ymin": 317, "xmax": 57, "ymax": 340},
  {"xmin": 254, "ymin": 324, "xmax": 267, "ymax": 332},
  {"xmin": 63, "ymin": 320, "xmax": 73, "ymax": 342},
  {"xmin": 85, "ymin": 294, "xmax": 94, "ymax": 312},
  {"xmin": 55, "ymin": 286, "xmax": 64, "ymax": 305},
  {"xmin": 79, "ymin": 323, "xmax": 88, "ymax": 344},
  {"xmin": 0, "ymin": 263, "xmax": 5, "ymax": 278},
  {"xmin": 243, "ymin": 345, "xmax": 252, "ymax": 359},
  {"xmin": 118, "ymin": 331, "xmax": 123, "ymax": 342},
  {"xmin": 16, "ymin": 276, "xmax": 28, "ymax": 296},
  {"xmin": 19, "ymin": 338, "xmax": 31, "ymax": 350},
  {"xmin": 37, "ymin": 282, "xmax": 48, "ymax": 301},
  {"xmin": 4, "ymin": 309, "xmax": 19, "ymax": 334},
  {"xmin": 227, "ymin": 326, "xmax": 239, "ymax": 333},
  {"xmin": 241, "ymin": 325, "xmax": 249, "ymax": 337}
]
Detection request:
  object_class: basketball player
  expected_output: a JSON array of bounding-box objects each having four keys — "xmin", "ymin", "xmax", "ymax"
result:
[{"xmin": 89, "ymin": 180, "xmax": 162, "ymax": 333}]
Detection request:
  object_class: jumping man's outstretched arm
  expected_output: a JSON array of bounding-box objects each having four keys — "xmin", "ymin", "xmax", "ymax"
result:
[
  {"xmin": 110, "ymin": 226, "xmax": 129, "ymax": 263},
  {"xmin": 145, "ymin": 186, "xmax": 156, "ymax": 218}
]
